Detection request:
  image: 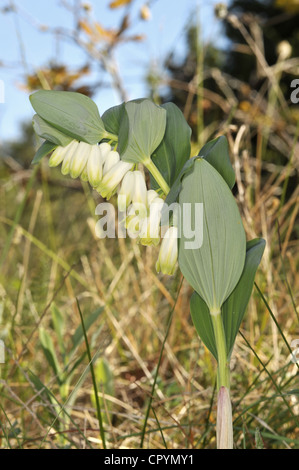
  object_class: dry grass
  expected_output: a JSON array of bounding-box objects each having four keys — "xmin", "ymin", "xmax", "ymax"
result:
[
  {"xmin": 0, "ymin": 125, "xmax": 298, "ymax": 448},
  {"xmin": 0, "ymin": 5, "xmax": 298, "ymax": 449}
]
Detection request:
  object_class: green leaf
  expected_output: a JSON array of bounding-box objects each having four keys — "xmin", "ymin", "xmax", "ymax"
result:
[
  {"xmin": 30, "ymin": 90, "xmax": 106, "ymax": 144},
  {"xmin": 32, "ymin": 140, "xmax": 57, "ymax": 165},
  {"xmin": 190, "ymin": 290, "xmax": 217, "ymax": 359},
  {"xmin": 151, "ymin": 102, "xmax": 191, "ymax": 189},
  {"xmin": 164, "ymin": 136, "xmax": 234, "ymax": 208},
  {"xmin": 163, "ymin": 156, "xmax": 196, "ymax": 205},
  {"xmin": 32, "ymin": 115, "xmax": 73, "ymax": 147},
  {"xmin": 223, "ymin": 238, "xmax": 265, "ymax": 357},
  {"xmin": 119, "ymin": 99, "xmax": 167, "ymax": 164},
  {"xmin": 178, "ymin": 158, "xmax": 246, "ymax": 312},
  {"xmin": 71, "ymin": 307, "xmax": 104, "ymax": 352},
  {"xmin": 199, "ymin": 136, "xmax": 235, "ymax": 189},
  {"xmin": 102, "ymin": 102, "xmax": 125, "ymax": 136},
  {"xmin": 39, "ymin": 327, "xmax": 62, "ymax": 380},
  {"xmin": 190, "ymin": 239, "xmax": 265, "ymax": 360},
  {"xmin": 161, "ymin": 156, "xmax": 196, "ymax": 226}
]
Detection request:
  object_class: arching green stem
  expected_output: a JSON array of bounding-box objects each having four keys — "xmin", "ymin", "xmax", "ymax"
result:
[
  {"xmin": 103, "ymin": 131, "xmax": 119, "ymax": 142},
  {"xmin": 144, "ymin": 158, "xmax": 170, "ymax": 196}
]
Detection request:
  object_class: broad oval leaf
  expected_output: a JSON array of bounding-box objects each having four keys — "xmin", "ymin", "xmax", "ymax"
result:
[
  {"xmin": 119, "ymin": 99, "xmax": 167, "ymax": 164},
  {"xmin": 199, "ymin": 136, "xmax": 235, "ymax": 189},
  {"xmin": 223, "ymin": 238, "xmax": 265, "ymax": 357},
  {"xmin": 33, "ymin": 115, "xmax": 73, "ymax": 147},
  {"xmin": 151, "ymin": 102, "xmax": 191, "ymax": 189},
  {"xmin": 30, "ymin": 90, "xmax": 106, "ymax": 144},
  {"xmin": 178, "ymin": 158, "xmax": 246, "ymax": 312},
  {"xmin": 190, "ymin": 238, "xmax": 265, "ymax": 360}
]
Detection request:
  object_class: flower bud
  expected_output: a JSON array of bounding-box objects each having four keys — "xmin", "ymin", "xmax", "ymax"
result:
[{"xmin": 155, "ymin": 226, "xmax": 178, "ymax": 275}]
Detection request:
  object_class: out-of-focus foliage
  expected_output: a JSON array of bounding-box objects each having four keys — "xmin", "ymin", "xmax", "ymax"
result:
[
  {"xmin": 5, "ymin": 0, "xmax": 149, "ymax": 100},
  {"xmin": 275, "ymin": 0, "xmax": 299, "ymax": 13},
  {"xmin": 22, "ymin": 64, "xmax": 93, "ymax": 96},
  {"xmin": 224, "ymin": 0, "xmax": 299, "ymax": 84}
]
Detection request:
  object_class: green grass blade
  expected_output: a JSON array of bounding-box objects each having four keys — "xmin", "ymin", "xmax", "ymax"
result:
[
  {"xmin": 39, "ymin": 327, "xmax": 62, "ymax": 381},
  {"xmin": 71, "ymin": 307, "xmax": 104, "ymax": 352},
  {"xmin": 76, "ymin": 298, "xmax": 106, "ymax": 449},
  {"xmin": 239, "ymin": 331, "xmax": 299, "ymax": 429},
  {"xmin": 29, "ymin": 370, "xmax": 94, "ymax": 449},
  {"xmin": 140, "ymin": 277, "xmax": 183, "ymax": 448},
  {"xmin": 151, "ymin": 406, "xmax": 168, "ymax": 449},
  {"xmin": 254, "ymin": 282, "xmax": 299, "ymax": 370},
  {"xmin": 0, "ymin": 165, "xmax": 39, "ymax": 270}
]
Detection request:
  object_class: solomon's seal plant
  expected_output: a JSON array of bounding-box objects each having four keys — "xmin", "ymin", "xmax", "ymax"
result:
[{"xmin": 30, "ymin": 89, "xmax": 265, "ymax": 449}]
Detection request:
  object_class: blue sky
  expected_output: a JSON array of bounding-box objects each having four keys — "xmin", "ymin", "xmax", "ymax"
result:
[{"xmin": 0, "ymin": 0, "xmax": 226, "ymax": 141}]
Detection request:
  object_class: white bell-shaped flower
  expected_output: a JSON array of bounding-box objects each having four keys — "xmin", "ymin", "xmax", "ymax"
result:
[
  {"xmin": 132, "ymin": 171, "xmax": 147, "ymax": 207},
  {"xmin": 98, "ymin": 142, "xmax": 112, "ymax": 166},
  {"xmin": 126, "ymin": 201, "xmax": 148, "ymax": 238},
  {"xmin": 80, "ymin": 164, "xmax": 89, "ymax": 182},
  {"xmin": 155, "ymin": 226, "xmax": 178, "ymax": 275},
  {"xmin": 61, "ymin": 140, "xmax": 80, "ymax": 176},
  {"xmin": 69, "ymin": 141, "xmax": 92, "ymax": 179},
  {"xmin": 48, "ymin": 140, "xmax": 76, "ymax": 168},
  {"xmin": 117, "ymin": 171, "xmax": 135, "ymax": 212},
  {"xmin": 87, "ymin": 144, "xmax": 104, "ymax": 187},
  {"xmin": 98, "ymin": 159, "xmax": 133, "ymax": 200},
  {"xmin": 118, "ymin": 170, "xmax": 148, "ymax": 212},
  {"xmin": 146, "ymin": 189, "xmax": 160, "ymax": 207},
  {"xmin": 102, "ymin": 150, "xmax": 120, "ymax": 175},
  {"xmin": 139, "ymin": 197, "xmax": 164, "ymax": 246}
]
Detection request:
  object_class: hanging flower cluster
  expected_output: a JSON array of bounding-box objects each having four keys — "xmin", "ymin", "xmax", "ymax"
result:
[
  {"xmin": 48, "ymin": 139, "xmax": 178, "ymax": 276},
  {"xmin": 49, "ymin": 140, "xmax": 133, "ymax": 198}
]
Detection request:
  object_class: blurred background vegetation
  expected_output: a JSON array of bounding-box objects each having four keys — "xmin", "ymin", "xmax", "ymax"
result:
[{"xmin": 0, "ymin": 0, "xmax": 298, "ymax": 449}]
